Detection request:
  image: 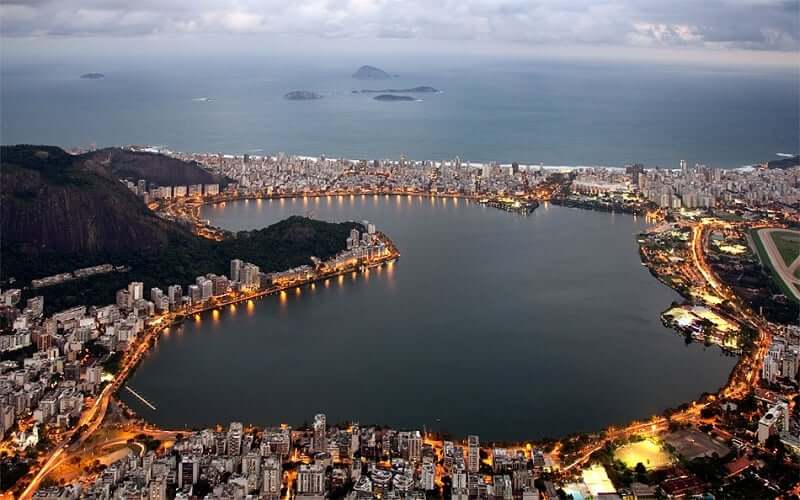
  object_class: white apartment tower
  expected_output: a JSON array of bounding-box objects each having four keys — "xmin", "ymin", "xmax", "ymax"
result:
[
  {"xmin": 313, "ymin": 413, "xmax": 327, "ymax": 453},
  {"xmin": 467, "ymin": 435, "xmax": 480, "ymax": 473},
  {"xmin": 230, "ymin": 259, "xmax": 243, "ymax": 283},
  {"xmin": 297, "ymin": 463, "xmax": 325, "ymax": 496},
  {"xmin": 262, "ymin": 455, "xmax": 282, "ymax": 499}
]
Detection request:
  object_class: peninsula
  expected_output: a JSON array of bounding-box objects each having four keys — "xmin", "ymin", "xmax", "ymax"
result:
[{"xmin": 3, "ymin": 145, "xmax": 799, "ymax": 500}]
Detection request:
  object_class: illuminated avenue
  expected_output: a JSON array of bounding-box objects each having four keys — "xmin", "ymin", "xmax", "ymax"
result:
[{"xmin": 2, "ymin": 150, "xmax": 799, "ymax": 499}]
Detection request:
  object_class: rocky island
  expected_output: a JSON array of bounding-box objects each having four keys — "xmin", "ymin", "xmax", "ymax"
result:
[
  {"xmin": 354, "ymin": 86, "xmax": 438, "ymax": 94},
  {"xmin": 284, "ymin": 90, "xmax": 323, "ymax": 101},
  {"xmin": 80, "ymin": 73, "xmax": 105, "ymax": 79},
  {"xmin": 373, "ymin": 94, "xmax": 416, "ymax": 102},
  {"xmin": 352, "ymin": 65, "xmax": 391, "ymax": 80}
]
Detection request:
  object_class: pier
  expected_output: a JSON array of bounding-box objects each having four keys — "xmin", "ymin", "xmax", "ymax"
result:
[{"xmin": 125, "ymin": 386, "xmax": 157, "ymax": 411}]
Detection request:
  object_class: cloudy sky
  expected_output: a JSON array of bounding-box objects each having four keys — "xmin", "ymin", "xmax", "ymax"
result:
[{"xmin": 2, "ymin": 0, "xmax": 798, "ymax": 65}]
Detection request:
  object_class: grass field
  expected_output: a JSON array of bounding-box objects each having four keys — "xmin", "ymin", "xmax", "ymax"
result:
[
  {"xmin": 614, "ymin": 439, "xmax": 672, "ymax": 470},
  {"xmin": 750, "ymin": 229, "xmax": 799, "ymax": 302},
  {"xmin": 771, "ymin": 230, "xmax": 800, "ymax": 268}
]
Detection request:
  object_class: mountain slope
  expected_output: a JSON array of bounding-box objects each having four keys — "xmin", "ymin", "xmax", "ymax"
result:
[
  {"xmin": 1, "ymin": 145, "xmax": 359, "ymax": 313},
  {"xmin": 82, "ymin": 148, "xmax": 232, "ymax": 187},
  {"xmin": 1, "ymin": 145, "xmax": 175, "ymax": 257}
]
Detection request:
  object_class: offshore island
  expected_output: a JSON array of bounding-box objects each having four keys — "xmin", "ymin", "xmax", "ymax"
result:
[
  {"xmin": 284, "ymin": 91, "xmax": 324, "ymax": 101},
  {"xmin": 1, "ymin": 146, "xmax": 798, "ymax": 499},
  {"xmin": 372, "ymin": 94, "xmax": 416, "ymax": 102},
  {"xmin": 353, "ymin": 87, "xmax": 439, "ymax": 94},
  {"xmin": 352, "ymin": 65, "xmax": 392, "ymax": 80}
]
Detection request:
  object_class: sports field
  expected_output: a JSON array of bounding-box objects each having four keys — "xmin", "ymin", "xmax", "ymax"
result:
[{"xmin": 614, "ymin": 439, "xmax": 672, "ymax": 470}]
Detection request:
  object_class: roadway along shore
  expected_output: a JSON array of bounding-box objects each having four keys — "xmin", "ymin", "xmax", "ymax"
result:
[
  {"xmin": 161, "ymin": 191, "xmax": 538, "ymax": 239},
  {"xmin": 18, "ymin": 239, "xmax": 400, "ymax": 499},
  {"xmin": 17, "ymin": 196, "xmax": 773, "ymax": 495}
]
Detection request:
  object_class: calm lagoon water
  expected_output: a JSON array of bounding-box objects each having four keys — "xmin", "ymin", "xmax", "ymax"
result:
[{"xmin": 122, "ymin": 197, "xmax": 736, "ymax": 440}]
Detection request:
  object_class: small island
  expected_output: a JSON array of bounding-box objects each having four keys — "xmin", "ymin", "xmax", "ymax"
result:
[
  {"xmin": 373, "ymin": 94, "xmax": 416, "ymax": 102},
  {"xmin": 284, "ymin": 90, "xmax": 323, "ymax": 101},
  {"xmin": 352, "ymin": 65, "xmax": 391, "ymax": 80},
  {"xmin": 354, "ymin": 86, "xmax": 438, "ymax": 94},
  {"xmin": 80, "ymin": 73, "xmax": 105, "ymax": 80}
]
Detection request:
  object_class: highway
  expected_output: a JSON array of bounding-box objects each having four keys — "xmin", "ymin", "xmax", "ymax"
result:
[{"xmin": 560, "ymin": 220, "xmax": 775, "ymax": 473}]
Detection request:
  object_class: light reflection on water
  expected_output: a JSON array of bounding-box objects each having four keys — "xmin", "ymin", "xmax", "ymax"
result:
[{"xmin": 125, "ymin": 197, "xmax": 735, "ymax": 440}]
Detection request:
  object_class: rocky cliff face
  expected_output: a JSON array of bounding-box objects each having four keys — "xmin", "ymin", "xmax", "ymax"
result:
[
  {"xmin": 83, "ymin": 148, "xmax": 231, "ymax": 188},
  {"xmin": 1, "ymin": 145, "xmax": 177, "ymax": 259}
]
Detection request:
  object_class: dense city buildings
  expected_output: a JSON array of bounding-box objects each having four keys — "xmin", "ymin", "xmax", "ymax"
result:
[{"xmin": 1, "ymin": 147, "xmax": 798, "ymax": 498}]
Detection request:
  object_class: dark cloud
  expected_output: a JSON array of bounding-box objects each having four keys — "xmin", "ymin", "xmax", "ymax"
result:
[{"xmin": 0, "ymin": 0, "xmax": 797, "ymax": 52}]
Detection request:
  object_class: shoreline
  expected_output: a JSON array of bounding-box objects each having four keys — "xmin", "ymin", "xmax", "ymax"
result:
[
  {"xmin": 122, "ymin": 247, "xmax": 401, "ymax": 385},
  {"xmin": 168, "ymin": 191, "xmax": 540, "ymax": 239},
  {"xmin": 131, "ymin": 195, "xmax": 740, "ymax": 440},
  {"xmin": 19, "ymin": 188, "xmax": 772, "ymax": 496},
  {"xmin": 129, "ymin": 144, "xmax": 766, "ymax": 171}
]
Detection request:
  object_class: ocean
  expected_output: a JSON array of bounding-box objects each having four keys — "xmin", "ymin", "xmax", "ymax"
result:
[{"xmin": 1, "ymin": 54, "xmax": 797, "ymax": 168}]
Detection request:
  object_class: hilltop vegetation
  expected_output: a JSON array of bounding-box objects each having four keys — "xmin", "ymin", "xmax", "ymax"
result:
[{"xmin": 1, "ymin": 145, "xmax": 358, "ymax": 313}]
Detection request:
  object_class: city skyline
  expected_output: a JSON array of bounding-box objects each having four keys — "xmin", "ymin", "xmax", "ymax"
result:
[{"xmin": 0, "ymin": 1, "xmax": 799, "ymax": 497}]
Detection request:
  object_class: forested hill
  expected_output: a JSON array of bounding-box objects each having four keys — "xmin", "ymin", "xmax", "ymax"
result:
[{"xmin": 1, "ymin": 145, "xmax": 358, "ymax": 313}]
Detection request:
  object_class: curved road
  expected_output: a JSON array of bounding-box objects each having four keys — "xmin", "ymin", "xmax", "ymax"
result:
[{"xmin": 755, "ymin": 228, "xmax": 800, "ymax": 302}]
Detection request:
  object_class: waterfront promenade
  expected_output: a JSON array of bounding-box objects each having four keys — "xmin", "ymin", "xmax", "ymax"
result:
[{"xmin": 18, "ymin": 231, "xmax": 399, "ymax": 499}]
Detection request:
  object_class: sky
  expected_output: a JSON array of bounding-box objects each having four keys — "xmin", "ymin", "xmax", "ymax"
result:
[{"xmin": 1, "ymin": 0, "xmax": 799, "ymax": 67}]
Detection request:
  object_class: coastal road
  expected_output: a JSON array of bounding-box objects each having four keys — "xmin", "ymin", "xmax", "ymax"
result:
[
  {"xmin": 19, "ymin": 248, "xmax": 398, "ymax": 498},
  {"xmin": 552, "ymin": 221, "xmax": 772, "ymax": 475}
]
